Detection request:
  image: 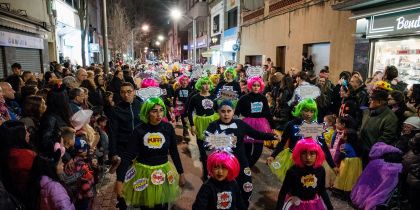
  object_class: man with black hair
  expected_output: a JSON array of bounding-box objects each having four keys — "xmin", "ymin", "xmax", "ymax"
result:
[
  {"xmin": 108, "ymin": 82, "xmax": 142, "ymax": 173},
  {"xmin": 384, "ymin": 65, "xmax": 407, "ymax": 91}
]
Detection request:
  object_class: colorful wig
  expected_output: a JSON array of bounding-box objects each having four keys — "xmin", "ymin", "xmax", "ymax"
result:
[
  {"xmin": 178, "ymin": 75, "xmax": 190, "ymax": 86},
  {"xmin": 139, "ymin": 97, "xmax": 167, "ymax": 123},
  {"xmin": 141, "ymin": 78, "xmax": 159, "ymax": 88},
  {"xmin": 217, "ymin": 99, "xmax": 235, "ymax": 110},
  {"xmin": 210, "ymin": 74, "xmax": 220, "ymax": 86},
  {"xmin": 247, "ymin": 77, "xmax": 265, "ymax": 93},
  {"xmin": 160, "ymin": 76, "xmax": 168, "ymax": 84},
  {"xmin": 292, "ymin": 138, "xmax": 325, "ymax": 168},
  {"xmin": 224, "ymin": 67, "xmax": 237, "ymax": 80},
  {"xmin": 195, "ymin": 76, "xmax": 214, "ymax": 91},
  {"xmin": 207, "ymin": 151, "xmax": 240, "ymax": 181},
  {"xmin": 292, "ymin": 98, "xmax": 318, "ymax": 121}
]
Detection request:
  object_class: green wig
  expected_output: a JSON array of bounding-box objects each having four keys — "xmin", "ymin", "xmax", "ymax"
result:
[
  {"xmin": 139, "ymin": 97, "xmax": 167, "ymax": 123},
  {"xmin": 224, "ymin": 67, "xmax": 237, "ymax": 80},
  {"xmin": 292, "ymin": 98, "xmax": 318, "ymax": 121},
  {"xmin": 195, "ymin": 76, "xmax": 214, "ymax": 91}
]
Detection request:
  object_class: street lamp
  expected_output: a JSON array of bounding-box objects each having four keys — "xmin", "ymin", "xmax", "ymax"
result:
[
  {"xmin": 141, "ymin": 24, "xmax": 149, "ymax": 32},
  {"xmin": 170, "ymin": 7, "xmax": 197, "ymax": 65},
  {"xmin": 155, "ymin": 41, "xmax": 161, "ymax": 46},
  {"xmin": 144, "ymin": 47, "xmax": 148, "ymax": 50},
  {"xmin": 158, "ymin": 35, "xmax": 164, "ymax": 41},
  {"xmin": 170, "ymin": 8, "xmax": 182, "ymax": 20}
]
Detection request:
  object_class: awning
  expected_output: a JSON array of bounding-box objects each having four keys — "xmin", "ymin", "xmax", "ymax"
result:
[{"xmin": 201, "ymin": 50, "xmax": 213, "ymax": 57}]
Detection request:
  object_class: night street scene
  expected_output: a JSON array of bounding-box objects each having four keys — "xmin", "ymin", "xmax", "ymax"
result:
[{"xmin": 0, "ymin": 0, "xmax": 420, "ymax": 209}]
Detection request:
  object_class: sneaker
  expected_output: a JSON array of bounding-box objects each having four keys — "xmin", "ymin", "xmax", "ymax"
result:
[{"xmin": 108, "ymin": 156, "xmax": 121, "ymax": 174}]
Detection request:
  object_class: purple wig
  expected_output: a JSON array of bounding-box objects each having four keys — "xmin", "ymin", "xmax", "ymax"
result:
[
  {"xmin": 141, "ymin": 78, "xmax": 159, "ymax": 88},
  {"xmin": 207, "ymin": 151, "xmax": 240, "ymax": 181},
  {"xmin": 178, "ymin": 75, "xmax": 190, "ymax": 86},
  {"xmin": 292, "ymin": 138, "xmax": 325, "ymax": 168},
  {"xmin": 247, "ymin": 77, "xmax": 265, "ymax": 93}
]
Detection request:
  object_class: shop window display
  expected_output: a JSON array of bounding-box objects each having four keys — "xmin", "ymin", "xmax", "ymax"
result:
[{"xmin": 373, "ymin": 38, "xmax": 420, "ymax": 85}]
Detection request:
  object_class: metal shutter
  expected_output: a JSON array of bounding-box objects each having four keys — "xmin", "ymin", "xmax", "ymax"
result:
[
  {"xmin": 15, "ymin": 48, "xmax": 42, "ymax": 74},
  {"xmin": 0, "ymin": 48, "xmax": 4, "ymax": 79}
]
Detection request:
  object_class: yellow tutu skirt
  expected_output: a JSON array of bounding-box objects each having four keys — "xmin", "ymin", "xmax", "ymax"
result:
[
  {"xmin": 122, "ymin": 161, "xmax": 180, "ymax": 208},
  {"xmin": 269, "ymin": 149, "xmax": 294, "ymax": 183},
  {"xmin": 333, "ymin": 157, "xmax": 362, "ymax": 192}
]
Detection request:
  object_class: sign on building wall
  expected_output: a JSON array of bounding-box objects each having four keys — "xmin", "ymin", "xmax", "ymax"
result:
[
  {"xmin": 367, "ymin": 7, "xmax": 420, "ymax": 38},
  {"xmin": 0, "ymin": 31, "xmax": 44, "ymax": 49}
]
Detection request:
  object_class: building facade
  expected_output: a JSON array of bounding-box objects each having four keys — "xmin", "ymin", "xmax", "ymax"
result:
[
  {"xmin": 0, "ymin": 0, "xmax": 51, "ymax": 78},
  {"xmin": 333, "ymin": 0, "xmax": 420, "ymax": 85},
  {"xmin": 240, "ymin": 0, "xmax": 356, "ymax": 81}
]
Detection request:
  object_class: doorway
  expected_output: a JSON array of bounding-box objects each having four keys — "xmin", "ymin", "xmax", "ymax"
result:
[{"xmin": 276, "ymin": 46, "xmax": 286, "ymax": 73}]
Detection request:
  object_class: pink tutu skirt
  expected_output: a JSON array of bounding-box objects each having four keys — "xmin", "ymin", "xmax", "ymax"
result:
[
  {"xmin": 242, "ymin": 117, "xmax": 271, "ymax": 143},
  {"xmin": 284, "ymin": 194, "xmax": 326, "ymax": 210}
]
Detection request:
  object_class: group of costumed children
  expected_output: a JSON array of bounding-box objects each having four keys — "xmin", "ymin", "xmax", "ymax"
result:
[{"xmin": 114, "ymin": 67, "xmax": 357, "ymax": 210}]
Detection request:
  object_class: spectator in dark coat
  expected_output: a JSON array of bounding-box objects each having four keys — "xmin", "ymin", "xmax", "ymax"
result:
[{"xmin": 360, "ymin": 89, "xmax": 398, "ymax": 166}]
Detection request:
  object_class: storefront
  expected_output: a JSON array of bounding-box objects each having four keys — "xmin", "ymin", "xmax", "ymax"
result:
[
  {"xmin": 361, "ymin": 7, "xmax": 420, "ymax": 85},
  {"xmin": 55, "ymin": 0, "xmax": 87, "ymax": 65}
]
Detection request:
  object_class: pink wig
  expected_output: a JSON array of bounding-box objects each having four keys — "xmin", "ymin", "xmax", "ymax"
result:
[
  {"xmin": 207, "ymin": 151, "xmax": 240, "ymax": 181},
  {"xmin": 247, "ymin": 77, "xmax": 265, "ymax": 93},
  {"xmin": 178, "ymin": 75, "xmax": 190, "ymax": 86},
  {"xmin": 292, "ymin": 138, "xmax": 325, "ymax": 168},
  {"xmin": 141, "ymin": 78, "xmax": 159, "ymax": 88}
]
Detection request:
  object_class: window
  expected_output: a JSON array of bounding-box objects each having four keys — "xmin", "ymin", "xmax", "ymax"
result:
[
  {"xmin": 227, "ymin": 8, "xmax": 238, "ymax": 29},
  {"xmin": 213, "ymin": 15, "xmax": 220, "ymax": 33}
]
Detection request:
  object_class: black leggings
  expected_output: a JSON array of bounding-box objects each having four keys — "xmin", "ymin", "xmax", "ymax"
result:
[
  {"xmin": 197, "ymin": 139, "xmax": 208, "ymax": 179},
  {"xmin": 244, "ymin": 142, "xmax": 264, "ymax": 167}
]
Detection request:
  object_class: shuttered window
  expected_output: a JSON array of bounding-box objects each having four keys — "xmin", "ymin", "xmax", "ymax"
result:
[{"xmin": 15, "ymin": 48, "xmax": 42, "ymax": 74}]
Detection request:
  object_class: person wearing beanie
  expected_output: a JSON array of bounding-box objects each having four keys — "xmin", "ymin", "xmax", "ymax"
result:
[
  {"xmin": 360, "ymin": 89, "xmax": 398, "ymax": 166},
  {"xmin": 395, "ymin": 116, "xmax": 420, "ymax": 153}
]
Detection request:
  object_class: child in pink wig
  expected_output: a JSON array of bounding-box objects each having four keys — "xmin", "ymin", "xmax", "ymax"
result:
[
  {"xmin": 192, "ymin": 151, "xmax": 246, "ymax": 210},
  {"xmin": 235, "ymin": 76, "xmax": 273, "ymax": 167},
  {"xmin": 173, "ymin": 75, "xmax": 192, "ymax": 137},
  {"xmin": 276, "ymin": 138, "xmax": 333, "ymax": 210},
  {"xmin": 140, "ymin": 78, "xmax": 159, "ymax": 88}
]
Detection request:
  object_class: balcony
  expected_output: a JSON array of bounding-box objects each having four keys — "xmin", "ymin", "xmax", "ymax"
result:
[{"xmin": 331, "ymin": 0, "xmax": 402, "ymax": 11}]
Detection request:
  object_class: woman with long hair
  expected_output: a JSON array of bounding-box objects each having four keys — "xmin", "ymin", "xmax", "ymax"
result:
[
  {"xmin": 20, "ymin": 95, "xmax": 47, "ymax": 149},
  {"xmin": 39, "ymin": 86, "xmax": 72, "ymax": 157}
]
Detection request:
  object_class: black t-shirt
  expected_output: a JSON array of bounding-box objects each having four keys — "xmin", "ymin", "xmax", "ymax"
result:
[
  {"xmin": 187, "ymin": 93, "xmax": 217, "ymax": 126},
  {"xmin": 276, "ymin": 165, "xmax": 333, "ymax": 210},
  {"xmin": 235, "ymin": 92, "xmax": 274, "ymax": 127},
  {"xmin": 192, "ymin": 178, "xmax": 245, "ymax": 210}
]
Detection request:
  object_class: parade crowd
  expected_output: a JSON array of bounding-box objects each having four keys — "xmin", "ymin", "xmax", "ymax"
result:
[{"xmin": 0, "ymin": 59, "xmax": 419, "ymax": 210}]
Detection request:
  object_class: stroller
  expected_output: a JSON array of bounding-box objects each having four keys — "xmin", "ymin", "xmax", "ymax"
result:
[{"xmin": 351, "ymin": 142, "xmax": 403, "ymax": 210}]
